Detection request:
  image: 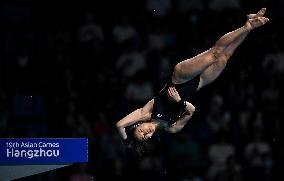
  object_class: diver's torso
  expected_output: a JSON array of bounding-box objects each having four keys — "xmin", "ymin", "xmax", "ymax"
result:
[{"xmin": 151, "ymin": 75, "xmax": 200, "ymax": 125}]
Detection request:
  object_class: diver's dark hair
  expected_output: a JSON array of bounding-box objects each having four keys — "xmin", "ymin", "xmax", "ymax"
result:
[{"xmin": 126, "ymin": 121, "xmax": 164, "ymax": 157}]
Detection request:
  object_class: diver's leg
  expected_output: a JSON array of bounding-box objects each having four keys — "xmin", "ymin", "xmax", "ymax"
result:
[
  {"xmin": 172, "ymin": 8, "xmax": 269, "ymax": 86},
  {"xmin": 197, "ymin": 8, "xmax": 269, "ymax": 89}
]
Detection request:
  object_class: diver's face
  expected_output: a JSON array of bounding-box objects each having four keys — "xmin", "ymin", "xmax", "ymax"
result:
[{"xmin": 134, "ymin": 122, "xmax": 156, "ymax": 141}]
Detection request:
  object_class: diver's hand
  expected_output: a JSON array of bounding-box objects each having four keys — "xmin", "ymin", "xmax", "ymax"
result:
[
  {"xmin": 167, "ymin": 87, "xmax": 181, "ymax": 102},
  {"xmin": 184, "ymin": 102, "xmax": 196, "ymax": 115}
]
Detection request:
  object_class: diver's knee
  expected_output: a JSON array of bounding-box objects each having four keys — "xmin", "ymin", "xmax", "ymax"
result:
[
  {"xmin": 212, "ymin": 46, "xmax": 223, "ymax": 59},
  {"xmin": 212, "ymin": 46, "xmax": 232, "ymax": 62},
  {"xmin": 174, "ymin": 63, "xmax": 183, "ymax": 75},
  {"xmin": 172, "ymin": 63, "xmax": 186, "ymax": 84}
]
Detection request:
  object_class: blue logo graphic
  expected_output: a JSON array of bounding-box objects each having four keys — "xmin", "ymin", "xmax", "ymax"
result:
[{"xmin": 0, "ymin": 138, "xmax": 88, "ymax": 164}]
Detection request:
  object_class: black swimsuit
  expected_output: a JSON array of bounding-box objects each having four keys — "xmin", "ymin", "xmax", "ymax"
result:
[{"xmin": 151, "ymin": 75, "xmax": 200, "ymax": 125}]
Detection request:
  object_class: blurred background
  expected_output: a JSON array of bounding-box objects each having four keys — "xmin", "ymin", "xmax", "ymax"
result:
[{"xmin": 0, "ymin": 0, "xmax": 283, "ymax": 180}]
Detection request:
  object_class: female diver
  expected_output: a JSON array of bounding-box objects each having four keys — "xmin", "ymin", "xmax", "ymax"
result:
[{"xmin": 116, "ymin": 8, "xmax": 269, "ymax": 154}]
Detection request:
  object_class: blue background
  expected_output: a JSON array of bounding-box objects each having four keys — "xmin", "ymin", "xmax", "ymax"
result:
[{"xmin": 0, "ymin": 138, "xmax": 88, "ymax": 164}]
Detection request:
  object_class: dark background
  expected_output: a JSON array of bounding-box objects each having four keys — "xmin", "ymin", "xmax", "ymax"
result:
[{"xmin": 0, "ymin": 0, "xmax": 283, "ymax": 180}]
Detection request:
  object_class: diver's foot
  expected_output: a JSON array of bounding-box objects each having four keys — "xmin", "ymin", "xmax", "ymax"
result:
[
  {"xmin": 245, "ymin": 8, "xmax": 269, "ymax": 30},
  {"xmin": 247, "ymin": 8, "xmax": 266, "ymax": 19},
  {"xmin": 245, "ymin": 16, "xmax": 269, "ymax": 30}
]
